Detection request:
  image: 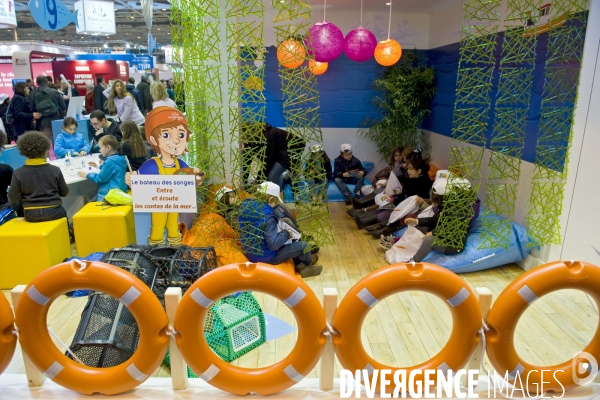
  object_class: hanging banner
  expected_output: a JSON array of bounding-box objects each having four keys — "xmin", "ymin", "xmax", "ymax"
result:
[
  {"xmin": 140, "ymin": 0, "xmax": 152, "ymax": 30},
  {"xmin": 74, "ymin": 0, "xmax": 116, "ymax": 35},
  {"xmin": 0, "ymin": 0, "xmax": 16, "ymax": 29},
  {"xmin": 148, "ymin": 33, "xmax": 156, "ymax": 54},
  {"xmin": 28, "ymin": 0, "xmax": 78, "ymax": 30}
]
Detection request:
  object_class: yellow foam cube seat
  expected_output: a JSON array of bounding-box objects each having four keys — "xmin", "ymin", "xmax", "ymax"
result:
[
  {"xmin": 0, "ymin": 217, "xmax": 71, "ymax": 289},
  {"xmin": 73, "ymin": 202, "xmax": 136, "ymax": 256}
]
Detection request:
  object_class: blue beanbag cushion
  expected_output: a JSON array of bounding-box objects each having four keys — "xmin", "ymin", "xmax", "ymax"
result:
[
  {"xmin": 391, "ymin": 214, "xmax": 535, "ymax": 273},
  {"xmin": 283, "ymin": 161, "xmax": 374, "ymax": 203}
]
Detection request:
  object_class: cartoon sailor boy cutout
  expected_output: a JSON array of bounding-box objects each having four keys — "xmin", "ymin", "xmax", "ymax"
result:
[{"xmin": 135, "ymin": 106, "xmax": 204, "ymax": 246}]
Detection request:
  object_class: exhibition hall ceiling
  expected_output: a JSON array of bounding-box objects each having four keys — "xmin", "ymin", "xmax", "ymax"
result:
[{"xmin": 0, "ymin": 0, "xmax": 453, "ymax": 52}]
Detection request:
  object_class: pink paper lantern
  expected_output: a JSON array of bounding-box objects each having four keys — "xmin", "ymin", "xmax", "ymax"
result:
[
  {"xmin": 306, "ymin": 22, "xmax": 345, "ymax": 63},
  {"xmin": 344, "ymin": 26, "xmax": 377, "ymax": 62}
]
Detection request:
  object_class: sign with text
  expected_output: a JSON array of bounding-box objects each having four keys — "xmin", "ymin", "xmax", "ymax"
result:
[
  {"xmin": 51, "ymin": 60, "xmax": 128, "ymax": 95},
  {"xmin": 74, "ymin": 0, "xmax": 116, "ymax": 35},
  {"xmin": 0, "ymin": 0, "xmax": 17, "ymax": 29},
  {"xmin": 130, "ymin": 175, "xmax": 197, "ymax": 213}
]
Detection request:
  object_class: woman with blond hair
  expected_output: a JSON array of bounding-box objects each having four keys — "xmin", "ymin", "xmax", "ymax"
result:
[
  {"xmin": 103, "ymin": 79, "xmax": 145, "ymax": 125},
  {"xmin": 150, "ymin": 81, "xmax": 177, "ymax": 109}
]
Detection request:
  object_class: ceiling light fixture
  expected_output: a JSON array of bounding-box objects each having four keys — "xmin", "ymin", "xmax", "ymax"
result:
[
  {"xmin": 126, "ymin": 44, "xmax": 130, "ymax": 48},
  {"xmin": 161, "ymin": 8, "xmax": 166, "ymax": 11},
  {"xmin": 103, "ymin": 43, "xmax": 108, "ymax": 48},
  {"xmin": 137, "ymin": 36, "xmax": 141, "ymax": 38},
  {"xmin": 130, "ymin": 16, "xmax": 134, "ymax": 19}
]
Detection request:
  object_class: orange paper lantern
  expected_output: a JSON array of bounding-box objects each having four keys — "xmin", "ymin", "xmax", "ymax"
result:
[
  {"xmin": 308, "ymin": 59, "xmax": 328, "ymax": 75},
  {"xmin": 277, "ymin": 39, "xmax": 306, "ymax": 69},
  {"xmin": 374, "ymin": 39, "xmax": 402, "ymax": 67}
]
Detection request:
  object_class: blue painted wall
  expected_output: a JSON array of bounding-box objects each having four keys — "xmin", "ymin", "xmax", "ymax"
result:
[
  {"xmin": 257, "ymin": 46, "xmax": 383, "ymax": 128},
  {"xmin": 251, "ymin": 17, "xmax": 585, "ymax": 168}
]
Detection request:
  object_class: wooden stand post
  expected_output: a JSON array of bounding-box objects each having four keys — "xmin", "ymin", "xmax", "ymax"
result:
[
  {"xmin": 319, "ymin": 288, "xmax": 338, "ymax": 391},
  {"xmin": 10, "ymin": 285, "xmax": 46, "ymax": 387},
  {"xmin": 165, "ymin": 287, "xmax": 187, "ymax": 390},
  {"xmin": 461, "ymin": 287, "xmax": 493, "ymax": 388}
]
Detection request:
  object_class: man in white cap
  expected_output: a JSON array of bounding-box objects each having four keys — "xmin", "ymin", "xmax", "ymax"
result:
[
  {"xmin": 333, "ymin": 143, "xmax": 366, "ymax": 205},
  {"xmin": 237, "ymin": 182, "xmax": 322, "ymax": 278}
]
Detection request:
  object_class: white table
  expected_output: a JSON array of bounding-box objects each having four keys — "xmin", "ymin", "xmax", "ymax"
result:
[{"xmin": 50, "ymin": 154, "xmax": 101, "ymax": 217}]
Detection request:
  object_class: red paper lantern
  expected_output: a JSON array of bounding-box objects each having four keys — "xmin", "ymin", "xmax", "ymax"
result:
[
  {"xmin": 374, "ymin": 39, "xmax": 402, "ymax": 67},
  {"xmin": 308, "ymin": 60, "xmax": 328, "ymax": 75},
  {"xmin": 277, "ymin": 39, "xmax": 306, "ymax": 69}
]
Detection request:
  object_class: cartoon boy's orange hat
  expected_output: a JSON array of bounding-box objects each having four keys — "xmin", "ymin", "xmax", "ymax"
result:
[{"xmin": 144, "ymin": 106, "xmax": 188, "ymax": 141}]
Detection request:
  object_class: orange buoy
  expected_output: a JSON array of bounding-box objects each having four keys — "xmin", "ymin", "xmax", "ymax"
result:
[
  {"xmin": 0, "ymin": 292, "xmax": 17, "ymax": 375},
  {"xmin": 332, "ymin": 262, "xmax": 482, "ymax": 394},
  {"xmin": 174, "ymin": 262, "xmax": 326, "ymax": 395},
  {"xmin": 486, "ymin": 260, "xmax": 600, "ymax": 393},
  {"xmin": 15, "ymin": 261, "xmax": 169, "ymax": 395}
]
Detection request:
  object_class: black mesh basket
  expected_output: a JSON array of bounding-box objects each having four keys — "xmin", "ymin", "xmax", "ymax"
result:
[
  {"xmin": 148, "ymin": 245, "xmax": 218, "ymax": 301},
  {"xmin": 66, "ymin": 247, "xmax": 159, "ymax": 367}
]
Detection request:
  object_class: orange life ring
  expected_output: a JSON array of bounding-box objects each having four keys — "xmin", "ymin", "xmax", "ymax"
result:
[
  {"xmin": 332, "ymin": 262, "xmax": 482, "ymax": 394},
  {"xmin": 15, "ymin": 260, "xmax": 169, "ymax": 395},
  {"xmin": 0, "ymin": 292, "xmax": 17, "ymax": 375},
  {"xmin": 486, "ymin": 260, "xmax": 600, "ymax": 393},
  {"xmin": 174, "ymin": 262, "xmax": 327, "ymax": 395}
]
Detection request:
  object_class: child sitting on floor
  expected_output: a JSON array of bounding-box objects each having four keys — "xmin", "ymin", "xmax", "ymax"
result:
[
  {"xmin": 8, "ymin": 131, "xmax": 69, "ymax": 222},
  {"xmin": 118, "ymin": 121, "xmax": 150, "ymax": 171},
  {"xmin": 406, "ymin": 176, "xmax": 472, "ymax": 260},
  {"xmin": 238, "ymin": 182, "xmax": 322, "ymax": 278},
  {"xmin": 333, "ymin": 143, "xmax": 366, "ymax": 205},
  {"xmin": 54, "ymin": 117, "xmax": 91, "ymax": 159},
  {"xmin": 78, "ymin": 135, "xmax": 128, "ymax": 201}
]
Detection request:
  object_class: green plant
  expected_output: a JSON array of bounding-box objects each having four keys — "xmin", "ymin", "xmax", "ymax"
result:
[{"xmin": 360, "ymin": 51, "xmax": 435, "ymax": 161}]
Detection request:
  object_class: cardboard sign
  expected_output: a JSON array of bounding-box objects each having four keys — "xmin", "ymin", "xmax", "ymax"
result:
[{"xmin": 130, "ymin": 175, "xmax": 197, "ymax": 213}]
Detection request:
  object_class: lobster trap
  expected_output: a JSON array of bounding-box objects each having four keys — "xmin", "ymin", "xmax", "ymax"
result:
[
  {"xmin": 204, "ymin": 291, "xmax": 266, "ymax": 362},
  {"xmin": 66, "ymin": 248, "xmax": 159, "ymax": 367},
  {"xmin": 148, "ymin": 245, "xmax": 217, "ymax": 301}
]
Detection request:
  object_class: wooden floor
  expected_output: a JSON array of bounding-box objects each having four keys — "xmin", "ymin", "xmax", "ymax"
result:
[{"xmin": 2, "ymin": 202, "xmax": 598, "ymax": 378}]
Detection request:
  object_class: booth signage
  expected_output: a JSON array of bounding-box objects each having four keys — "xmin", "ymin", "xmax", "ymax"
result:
[
  {"xmin": 74, "ymin": 0, "xmax": 116, "ymax": 35},
  {"xmin": 130, "ymin": 175, "xmax": 198, "ymax": 213},
  {"xmin": 66, "ymin": 54, "xmax": 155, "ymax": 70},
  {"xmin": 0, "ymin": 0, "xmax": 16, "ymax": 29},
  {"xmin": 51, "ymin": 60, "xmax": 128, "ymax": 95}
]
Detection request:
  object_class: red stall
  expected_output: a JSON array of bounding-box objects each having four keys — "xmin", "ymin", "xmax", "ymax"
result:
[{"xmin": 51, "ymin": 60, "xmax": 129, "ymax": 95}]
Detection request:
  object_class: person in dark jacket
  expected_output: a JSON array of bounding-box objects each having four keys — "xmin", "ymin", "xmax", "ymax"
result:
[
  {"xmin": 242, "ymin": 122, "xmax": 293, "ymax": 189},
  {"xmin": 12, "ymin": 82, "xmax": 42, "ymax": 138},
  {"xmin": 93, "ymin": 76, "xmax": 108, "ymax": 114},
  {"xmin": 0, "ymin": 94, "xmax": 14, "ymax": 142},
  {"xmin": 305, "ymin": 144, "xmax": 332, "ymax": 200},
  {"xmin": 0, "ymin": 131, "xmax": 13, "ymax": 206},
  {"xmin": 333, "ymin": 143, "xmax": 366, "ymax": 205},
  {"xmin": 366, "ymin": 157, "xmax": 434, "ymax": 238},
  {"xmin": 238, "ymin": 182, "xmax": 322, "ymax": 278},
  {"xmin": 29, "ymin": 76, "xmax": 65, "ymax": 145},
  {"xmin": 136, "ymin": 75, "xmax": 153, "ymax": 114},
  {"xmin": 126, "ymin": 77, "xmax": 145, "ymax": 115},
  {"xmin": 118, "ymin": 120, "xmax": 149, "ymax": 171},
  {"xmin": 89, "ymin": 110, "xmax": 123, "ymax": 142},
  {"xmin": 8, "ymin": 131, "xmax": 69, "ymax": 222}
]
